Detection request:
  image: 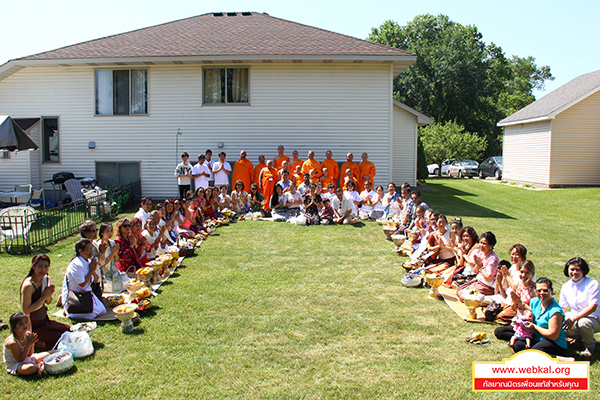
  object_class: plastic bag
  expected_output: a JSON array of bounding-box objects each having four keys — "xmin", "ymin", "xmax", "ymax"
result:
[{"xmin": 54, "ymin": 330, "xmax": 94, "ymax": 358}]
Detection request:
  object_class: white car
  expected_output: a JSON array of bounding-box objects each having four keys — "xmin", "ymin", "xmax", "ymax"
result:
[
  {"xmin": 427, "ymin": 159, "xmax": 455, "ymax": 176},
  {"xmin": 447, "ymin": 160, "xmax": 479, "ymax": 178}
]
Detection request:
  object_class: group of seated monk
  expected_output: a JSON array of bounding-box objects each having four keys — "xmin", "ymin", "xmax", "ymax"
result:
[{"xmin": 388, "ymin": 199, "xmax": 597, "ymax": 358}]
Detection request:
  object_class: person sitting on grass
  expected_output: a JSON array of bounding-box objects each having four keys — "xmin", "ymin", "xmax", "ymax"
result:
[
  {"xmin": 218, "ymin": 185, "xmax": 232, "ymax": 211},
  {"xmin": 284, "ymin": 182, "xmax": 303, "ymax": 217},
  {"xmin": 560, "ymin": 257, "xmax": 600, "ymax": 358},
  {"xmin": 20, "ymin": 254, "xmax": 70, "ymax": 350},
  {"xmin": 3, "ymin": 312, "xmax": 54, "ymax": 377},
  {"xmin": 270, "ymin": 184, "xmax": 288, "ymax": 222},
  {"xmin": 248, "ymin": 183, "xmax": 264, "ymax": 214},
  {"xmin": 302, "ymin": 183, "xmax": 323, "ymax": 225},
  {"xmin": 457, "ymin": 231, "xmax": 500, "ymax": 301},
  {"xmin": 320, "ymin": 198, "xmax": 334, "ymax": 225},
  {"xmin": 331, "ymin": 187, "xmax": 358, "ymax": 225},
  {"xmin": 231, "ymin": 180, "xmax": 249, "ymax": 214},
  {"xmin": 115, "ymin": 219, "xmax": 143, "ymax": 276}
]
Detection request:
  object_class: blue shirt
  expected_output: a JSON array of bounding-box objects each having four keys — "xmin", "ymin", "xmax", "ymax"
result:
[{"xmin": 530, "ymin": 297, "xmax": 568, "ymax": 349}]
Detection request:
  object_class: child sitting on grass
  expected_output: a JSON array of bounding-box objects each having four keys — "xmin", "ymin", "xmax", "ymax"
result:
[
  {"xmin": 3, "ymin": 312, "xmax": 53, "ymax": 376},
  {"xmin": 508, "ymin": 309, "xmax": 535, "ymax": 349}
]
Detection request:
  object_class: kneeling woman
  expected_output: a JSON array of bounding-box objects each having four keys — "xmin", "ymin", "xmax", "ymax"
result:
[
  {"xmin": 496, "ymin": 278, "xmax": 567, "ymax": 356},
  {"xmin": 457, "ymin": 231, "xmax": 499, "ymax": 301},
  {"xmin": 20, "ymin": 254, "xmax": 70, "ymax": 349},
  {"xmin": 61, "ymin": 239, "xmax": 107, "ymax": 320}
]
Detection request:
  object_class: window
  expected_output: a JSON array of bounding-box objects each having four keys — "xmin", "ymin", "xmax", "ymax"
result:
[
  {"xmin": 95, "ymin": 69, "xmax": 147, "ymax": 115},
  {"xmin": 203, "ymin": 67, "xmax": 249, "ymax": 104},
  {"xmin": 42, "ymin": 117, "xmax": 59, "ymax": 163}
]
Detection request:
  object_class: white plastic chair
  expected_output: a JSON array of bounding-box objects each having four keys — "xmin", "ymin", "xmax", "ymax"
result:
[
  {"xmin": 27, "ymin": 189, "xmax": 45, "ymax": 209},
  {"xmin": 64, "ymin": 179, "xmax": 84, "ymax": 202},
  {"xmin": 0, "ymin": 206, "xmax": 36, "ymax": 251}
]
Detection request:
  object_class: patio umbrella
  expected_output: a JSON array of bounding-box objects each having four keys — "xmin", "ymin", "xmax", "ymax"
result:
[{"xmin": 0, "ymin": 115, "xmax": 39, "ymax": 151}]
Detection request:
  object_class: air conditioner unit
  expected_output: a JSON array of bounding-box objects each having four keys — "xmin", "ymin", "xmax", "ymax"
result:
[{"xmin": 1, "ymin": 150, "xmax": 11, "ymax": 159}]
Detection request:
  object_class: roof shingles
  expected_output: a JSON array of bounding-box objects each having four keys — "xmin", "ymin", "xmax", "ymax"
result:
[{"xmin": 19, "ymin": 12, "xmax": 414, "ymax": 61}]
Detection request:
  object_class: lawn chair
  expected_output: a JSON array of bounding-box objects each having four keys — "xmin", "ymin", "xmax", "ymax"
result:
[
  {"xmin": 64, "ymin": 179, "xmax": 84, "ymax": 203},
  {"xmin": 0, "ymin": 206, "xmax": 36, "ymax": 252}
]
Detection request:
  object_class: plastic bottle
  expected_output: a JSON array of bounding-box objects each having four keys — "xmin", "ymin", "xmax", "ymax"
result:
[{"xmin": 112, "ymin": 273, "xmax": 123, "ymax": 293}]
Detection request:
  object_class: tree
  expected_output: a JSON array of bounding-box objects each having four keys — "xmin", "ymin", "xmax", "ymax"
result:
[
  {"xmin": 419, "ymin": 121, "xmax": 487, "ymax": 174},
  {"xmin": 368, "ymin": 14, "xmax": 553, "ymax": 157}
]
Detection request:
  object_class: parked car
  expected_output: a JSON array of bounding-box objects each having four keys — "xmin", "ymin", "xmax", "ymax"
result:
[
  {"xmin": 427, "ymin": 159, "xmax": 455, "ymax": 176},
  {"xmin": 447, "ymin": 160, "xmax": 479, "ymax": 178},
  {"xmin": 478, "ymin": 156, "xmax": 503, "ymax": 180}
]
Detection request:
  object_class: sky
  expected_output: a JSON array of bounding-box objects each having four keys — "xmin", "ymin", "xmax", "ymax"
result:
[{"xmin": 1, "ymin": 0, "xmax": 598, "ymax": 98}]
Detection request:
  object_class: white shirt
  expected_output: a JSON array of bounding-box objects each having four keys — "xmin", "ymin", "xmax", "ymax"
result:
[
  {"xmin": 192, "ymin": 162, "xmax": 211, "ymax": 189},
  {"xmin": 204, "ymin": 159, "xmax": 214, "ymax": 181},
  {"xmin": 134, "ymin": 208, "xmax": 150, "ymax": 227},
  {"xmin": 360, "ymin": 189, "xmax": 376, "ymax": 213},
  {"xmin": 331, "ymin": 194, "xmax": 353, "ymax": 217},
  {"xmin": 174, "ymin": 162, "xmax": 192, "ymax": 185},
  {"xmin": 284, "ymin": 191, "xmax": 303, "ymax": 208},
  {"xmin": 382, "ymin": 192, "xmax": 402, "ymax": 215},
  {"xmin": 345, "ymin": 190, "xmax": 362, "ymax": 216},
  {"xmin": 212, "ymin": 161, "xmax": 232, "ymax": 186},
  {"xmin": 560, "ymin": 276, "xmax": 600, "ymax": 319},
  {"xmin": 142, "ymin": 229, "xmax": 160, "ymax": 260}
]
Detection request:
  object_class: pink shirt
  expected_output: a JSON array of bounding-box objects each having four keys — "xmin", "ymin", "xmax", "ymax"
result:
[{"xmin": 476, "ymin": 250, "xmax": 499, "ymax": 288}]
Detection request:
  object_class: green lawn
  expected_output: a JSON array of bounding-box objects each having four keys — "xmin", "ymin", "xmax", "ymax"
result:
[{"xmin": 1, "ymin": 179, "xmax": 598, "ymax": 399}]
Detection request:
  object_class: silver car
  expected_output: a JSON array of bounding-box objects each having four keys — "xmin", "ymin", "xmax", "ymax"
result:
[{"xmin": 447, "ymin": 160, "xmax": 479, "ymax": 178}]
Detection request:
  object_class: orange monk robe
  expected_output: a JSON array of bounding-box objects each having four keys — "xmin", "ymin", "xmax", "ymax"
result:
[
  {"xmin": 342, "ymin": 176, "xmax": 359, "ymax": 191},
  {"xmin": 260, "ymin": 167, "xmax": 278, "ymax": 210},
  {"xmin": 274, "ymin": 155, "xmax": 290, "ymax": 170},
  {"xmin": 320, "ymin": 175, "xmax": 336, "ymax": 192},
  {"xmin": 301, "ymin": 159, "xmax": 322, "ymax": 178},
  {"xmin": 340, "ymin": 161, "xmax": 360, "ymax": 187},
  {"xmin": 289, "ymin": 159, "xmax": 304, "ymax": 174},
  {"xmin": 254, "ymin": 163, "xmax": 267, "ymax": 185},
  {"xmin": 321, "ymin": 158, "xmax": 340, "ymax": 182},
  {"xmin": 293, "ymin": 173, "xmax": 304, "ymax": 187},
  {"xmin": 232, "ymin": 159, "xmax": 254, "ymax": 193},
  {"xmin": 358, "ymin": 161, "xmax": 376, "ymax": 191}
]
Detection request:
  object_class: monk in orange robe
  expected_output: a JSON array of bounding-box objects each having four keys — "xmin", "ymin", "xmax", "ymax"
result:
[
  {"xmin": 341, "ymin": 168, "xmax": 359, "ymax": 191},
  {"xmin": 274, "ymin": 145, "xmax": 290, "ymax": 170},
  {"xmin": 301, "ymin": 150, "xmax": 322, "ymax": 178},
  {"xmin": 232, "ymin": 150, "xmax": 254, "ymax": 193},
  {"xmin": 358, "ymin": 152, "xmax": 376, "ymax": 191},
  {"xmin": 320, "ymin": 167, "xmax": 336, "ymax": 192},
  {"xmin": 289, "ymin": 150, "xmax": 304, "ymax": 173},
  {"xmin": 340, "ymin": 153, "xmax": 360, "ymax": 189},
  {"xmin": 320, "ymin": 150, "xmax": 340, "ymax": 186},
  {"xmin": 292, "ymin": 165, "xmax": 304, "ymax": 186},
  {"xmin": 259, "ymin": 160, "xmax": 278, "ymax": 210},
  {"xmin": 254, "ymin": 155, "xmax": 266, "ymax": 186}
]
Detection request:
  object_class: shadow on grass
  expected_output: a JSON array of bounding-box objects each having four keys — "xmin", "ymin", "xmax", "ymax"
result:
[{"xmin": 423, "ymin": 181, "xmax": 514, "ymax": 220}]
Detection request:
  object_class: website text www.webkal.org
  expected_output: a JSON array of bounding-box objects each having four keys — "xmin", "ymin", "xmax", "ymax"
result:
[{"xmin": 473, "ymin": 351, "xmax": 589, "ymax": 392}]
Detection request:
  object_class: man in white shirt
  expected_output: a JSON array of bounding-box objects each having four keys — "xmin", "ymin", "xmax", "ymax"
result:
[
  {"xmin": 133, "ymin": 197, "xmax": 153, "ymax": 227},
  {"xmin": 192, "ymin": 154, "xmax": 211, "ymax": 190},
  {"xmin": 297, "ymin": 174, "xmax": 311, "ymax": 196},
  {"xmin": 212, "ymin": 151, "xmax": 232, "ymax": 190},
  {"xmin": 205, "ymin": 149, "xmax": 215, "ymax": 187},
  {"xmin": 359, "ymin": 180, "xmax": 376, "ymax": 219},
  {"xmin": 174, "ymin": 152, "xmax": 192, "ymax": 199},
  {"xmin": 331, "ymin": 188, "xmax": 358, "ymax": 224}
]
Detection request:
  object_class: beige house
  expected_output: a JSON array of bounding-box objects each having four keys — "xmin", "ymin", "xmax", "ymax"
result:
[
  {"xmin": 498, "ymin": 69, "xmax": 600, "ymax": 188},
  {"xmin": 0, "ymin": 12, "xmax": 431, "ymax": 199}
]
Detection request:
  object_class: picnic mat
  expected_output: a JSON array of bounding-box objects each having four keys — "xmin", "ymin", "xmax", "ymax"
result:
[
  {"xmin": 438, "ymin": 286, "xmax": 494, "ymax": 324},
  {"xmin": 52, "ymin": 256, "xmax": 185, "ymax": 321}
]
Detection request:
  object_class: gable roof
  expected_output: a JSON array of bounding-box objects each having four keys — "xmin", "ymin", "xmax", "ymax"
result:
[
  {"xmin": 393, "ymin": 100, "xmax": 433, "ymax": 125},
  {"xmin": 0, "ymin": 12, "xmax": 415, "ymax": 81},
  {"xmin": 498, "ymin": 69, "xmax": 600, "ymax": 127}
]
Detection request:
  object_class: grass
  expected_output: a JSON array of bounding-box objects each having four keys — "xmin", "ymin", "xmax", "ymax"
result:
[{"xmin": 0, "ymin": 179, "xmax": 599, "ymax": 399}]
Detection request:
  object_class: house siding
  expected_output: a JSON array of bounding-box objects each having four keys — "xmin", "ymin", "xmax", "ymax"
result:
[
  {"xmin": 549, "ymin": 91, "xmax": 600, "ymax": 186},
  {"xmin": 0, "ymin": 62, "xmax": 403, "ymax": 198},
  {"xmin": 391, "ymin": 106, "xmax": 417, "ymax": 186},
  {"xmin": 503, "ymin": 121, "xmax": 551, "ymax": 185}
]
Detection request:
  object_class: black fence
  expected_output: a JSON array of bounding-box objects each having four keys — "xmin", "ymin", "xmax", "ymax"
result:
[{"xmin": 0, "ymin": 181, "xmax": 140, "ymax": 254}]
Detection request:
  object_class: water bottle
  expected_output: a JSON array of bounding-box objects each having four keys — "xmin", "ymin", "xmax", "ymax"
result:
[{"xmin": 113, "ymin": 272, "xmax": 123, "ymax": 293}]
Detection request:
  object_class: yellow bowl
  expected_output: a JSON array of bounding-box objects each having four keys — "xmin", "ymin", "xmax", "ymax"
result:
[{"xmin": 113, "ymin": 303, "xmax": 137, "ymax": 322}]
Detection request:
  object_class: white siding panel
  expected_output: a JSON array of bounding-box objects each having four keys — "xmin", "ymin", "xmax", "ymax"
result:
[
  {"xmin": 502, "ymin": 121, "xmax": 551, "ymax": 185},
  {"xmin": 391, "ymin": 106, "xmax": 417, "ymax": 186},
  {"xmin": 0, "ymin": 63, "xmax": 396, "ymax": 198},
  {"xmin": 550, "ymin": 91, "xmax": 600, "ymax": 186}
]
